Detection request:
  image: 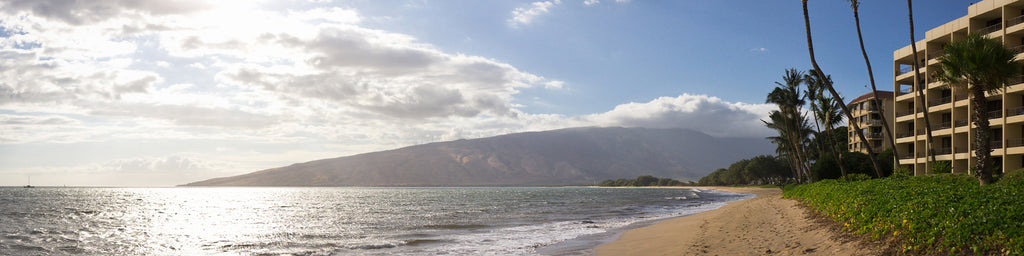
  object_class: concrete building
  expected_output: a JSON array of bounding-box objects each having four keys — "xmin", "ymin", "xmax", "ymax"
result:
[
  {"xmin": 892, "ymin": 0, "xmax": 1024, "ymax": 175},
  {"xmin": 847, "ymin": 91, "xmax": 894, "ymax": 155}
]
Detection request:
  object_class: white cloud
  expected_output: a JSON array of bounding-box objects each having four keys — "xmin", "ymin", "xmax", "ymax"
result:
[
  {"xmin": 581, "ymin": 94, "xmax": 775, "ymax": 138},
  {"xmin": 750, "ymin": 47, "xmax": 768, "ymax": 53},
  {"xmin": 584, "ymin": 0, "xmax": 600, "ymax": 6},
  {"xmin": 509, "ymin": 0, "xmax": 562, "ymax": 27}
]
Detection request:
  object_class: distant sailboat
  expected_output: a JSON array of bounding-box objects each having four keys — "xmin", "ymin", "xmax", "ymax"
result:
[{"xmin": 24, "ymin": 175, "xmax": 34, "ymax": 188}]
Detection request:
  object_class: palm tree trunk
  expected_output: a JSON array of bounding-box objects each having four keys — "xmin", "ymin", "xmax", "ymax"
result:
[
  {"xmin": 852, "ymin": 2, "xmax": 900, "ymax": 163},
  {"xmin": 971, "ymin": 88, "xmax": 995, "ymax": 185},
  {"xmin": 802, "ymin": 0, "xmax": 885, "ymax": 178},
  {"xmin": 825, "ymin": 125, "xmax": 849, "ymax": 181},
  {"xmin": 908, "ymin": 0, "xmax": 938, "ymax": 168}
]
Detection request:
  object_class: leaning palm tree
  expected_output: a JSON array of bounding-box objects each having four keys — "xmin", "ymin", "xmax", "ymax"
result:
[
  {"xmin": 800, "ymin": 0, "xmax": 884, "ymax": 178},
  {"xmin": 907, "ymin": 0, "xmax": 938, "ymax": 166},
  {"xmin": 933, "ymin": 33, "xmax": 1022, "ymax": 185},
  {"xmin": 847, "ymin": 0, "xmax": 900, "ymax": 162}
]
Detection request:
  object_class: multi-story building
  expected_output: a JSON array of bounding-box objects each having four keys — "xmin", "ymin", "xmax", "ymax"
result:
[
  {"xmin": 847, "ymin": 91, "xmax": 894, "ymax": 155},
  {"xmin": 892, "ymin": 0, "xmax": 1024, "ymax": 175}
]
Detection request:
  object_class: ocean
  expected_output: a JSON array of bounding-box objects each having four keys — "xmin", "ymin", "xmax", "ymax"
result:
[{"xmin": 0, "ymin": 187, "xmax": 750, "ymax": 255}]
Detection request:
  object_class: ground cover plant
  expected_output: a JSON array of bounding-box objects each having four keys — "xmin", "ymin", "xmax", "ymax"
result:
[{"xmin": 783, "ymin": 172, "xmax": 1024, "ymax": 255}]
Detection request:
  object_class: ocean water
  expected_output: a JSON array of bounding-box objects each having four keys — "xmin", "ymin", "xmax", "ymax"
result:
[{"xmin": 0, "ymin": 187, "xmax": 750, "ymax": 255}]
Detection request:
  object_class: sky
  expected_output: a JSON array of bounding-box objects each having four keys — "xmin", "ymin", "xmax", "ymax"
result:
[{"xmin": 0, "ymin": 0, "xmax": 973, "ymax": 186}]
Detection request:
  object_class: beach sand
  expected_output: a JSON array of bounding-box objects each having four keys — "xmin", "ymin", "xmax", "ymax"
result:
[{"xmin": 595, "ymin": 187, "xmax": 882, "ymax": 256}]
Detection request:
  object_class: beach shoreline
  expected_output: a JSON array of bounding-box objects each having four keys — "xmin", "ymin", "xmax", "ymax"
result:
[{"xmin": 594, "ymin": 187, "xmax": 882, "ymax": 256}]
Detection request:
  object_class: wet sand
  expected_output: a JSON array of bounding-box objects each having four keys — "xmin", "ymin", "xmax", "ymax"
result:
[{"xmin": 594, "ymin": 187, "xmax": 881, "ymax": 256}]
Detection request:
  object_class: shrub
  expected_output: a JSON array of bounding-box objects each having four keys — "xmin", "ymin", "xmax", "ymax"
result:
[
  {"xmin": 783, "ymin": 174, "xmax": 1024, "ymax": 255},
  {"xmin": 929, "ymin": 161, "xmax": 952, "ymax": 174},
  {"xmin": 847, "ymin": 173, "xmax": 873, "ymax": 181},
  {"xmin": 998, "ymin": 168, "xmax": 1024, "ymax": 187}
]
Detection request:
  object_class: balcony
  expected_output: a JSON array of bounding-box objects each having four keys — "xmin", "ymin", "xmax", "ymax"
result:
[
  {"xmin": 955, "ymin": 120, "xmax": 969, "ymax": 127},
  {"xmin": 1009, "ymin": 75, "xmax": 1024, "ymax": 85},
  {"xmin": 954, "ymin": 94, "xmax": 968, "ymax": 101},
  {"xmin": 1008, "ymin": 15, "xmax": 1024, "ymax": 27},
  {"xmin": 864, "ymin": 132, "xmax": 884, "ymax": 139},
  {"xmin": 896, "ymin": 132, "xmax": 913, "ymax": 138},
  {"xmin": 937, "ymin": 146, "xmax": 953, "ymax": 155},
  {"xmin": 896, "ymin": 110, "xmax": 914, "ymax": 117},
  {"xmin": 927, "ymin": 49, "xmax": 946, "ymax": 60},
  {"xmin": 971, "ymin": 140, "xmax": 1003, "ymax": 149},
  {"xmin": 979, "ymin": 23, "xmax": 1002, "ymax": 34},
  {"xmin": 898, "ymin": 66, "xmax": 914, "ymax": 75},
  {"xmin": 1009, "ymin": 138, "xmax": 1024, "ymax": 148},
  {"xmin": 929, "ymin": 96, "xmax": 952, "ymax": 107},
  {"xmin": 990, "ymin": 109, "xmax": 1003, "ymax": 119},
  {"xmin": 1012, "ymin": 45, "xmax": 1024, "ymax": 55},
  {"xmin": 899, "ymin": 154, "xmax": 915, "ymax": 160},
  {"xmin": 899, "ymin": 85, "xmax": 914, "ymax": 94},
  {"xmin": 866, "ymin": 119, "xmax": 883, "ymax": 126},
  {"xmin": 1008, "ymin": 107, "xmax": 1024, "ymax": 117},
  {"xmin": 934, "ymin": 121, "xmax": 952, "ymax": 129}
]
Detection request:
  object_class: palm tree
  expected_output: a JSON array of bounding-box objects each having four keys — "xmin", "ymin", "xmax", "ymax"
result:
[
  {"xmin": 764, "ymin": 110, "xmax": 813, "ymax": 182},
  {"xmin": 847, "ymin": 0, "xmax": 900, "ymax": 162},
  {"xmin": 807, "ymin": 72, "xmax": 849, "ymax": 180},
  {"xmin": 800, "ymin": 0, "xmax": 884, "ymax": 178},
  {"xmin": 933, "ymin": 33, "xmax": 1022, "ymax": 185},
  {"xmin": 907, "ymin": 0, "xmax": 938, "ymax": 167},
  {"xmin": 765, "ymin": 69, "xmax": 814, "ymax": 182}
]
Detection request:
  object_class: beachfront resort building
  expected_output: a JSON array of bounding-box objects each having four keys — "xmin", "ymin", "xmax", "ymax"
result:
[
  {"xmin": 847, "ymin": 91, "xmax": 894, "ymax": 155},
  {"xmin": 893, "ymin": 0, "xmax": 1024, "ymax": 175}
]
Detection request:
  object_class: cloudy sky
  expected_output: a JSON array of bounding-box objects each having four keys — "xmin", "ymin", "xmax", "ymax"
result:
[{"xmin": 0, "ymin": 0, "xmax": 968, "ymax": 186}]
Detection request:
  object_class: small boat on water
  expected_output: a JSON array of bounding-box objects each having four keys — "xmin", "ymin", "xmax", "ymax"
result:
[{"xmin": 24, "ymin": 175, "xmax": 34, "ymax": 188}]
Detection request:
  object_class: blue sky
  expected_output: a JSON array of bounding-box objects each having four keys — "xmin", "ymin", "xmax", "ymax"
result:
[{"xmin": 0, "ymin": 0, "xmax": 972, "ymax": 186}]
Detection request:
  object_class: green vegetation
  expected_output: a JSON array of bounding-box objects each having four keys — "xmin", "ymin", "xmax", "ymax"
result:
[
  {"xmin": 698, "ymin": 155, "xmax": 791, "ymax": 186},
  {"xmin": 598, "ymin": 175, "xmax": 689, "ymax": 187},
  {"xmin": 783, "ymin": 173, "xmax": 1024, "ymax": 255}
]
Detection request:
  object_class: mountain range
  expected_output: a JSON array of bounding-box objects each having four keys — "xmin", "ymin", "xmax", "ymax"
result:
[{"xmin": 183, "ymin": 127, "xmax": 773, "ymax": 186}]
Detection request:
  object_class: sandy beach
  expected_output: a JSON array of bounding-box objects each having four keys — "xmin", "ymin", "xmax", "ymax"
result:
[{"xmin": 595, "ymin": 187, "xmax": 882, "ymax": 256}]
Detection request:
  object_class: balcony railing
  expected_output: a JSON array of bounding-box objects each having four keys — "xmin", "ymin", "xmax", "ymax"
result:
[
  {"xmin": 865, "ymin": 132, "xmax": 884, "ymax": 139},
  {"xmin": 956, "ymin": 146, "xmax": 967, "ymax": 153},
  {"xmin": 917, "ymin": 129, "xmax": 926, "ymax": 135},
  {"xmin": 896, "ymin": 132, "xmax": 913, "ymax": 138},
  {"xmin": 990, "ymin": 109, "xmax": 1003, "ymax": 119},
  {"xmin": 1008, "ymin": 107, "xmax": 1024, "ymax": 117},
  {"xmin": 929, "ymin": 96, "xmax": 952, "ymax": 107},
  {"xmin": 979, "ymin": 23, "xmax": 1002, "ymax": 34},
  {"xmin": 900, "ymin": 154, "xmax": 915, "ymax": 160},
  {"xmin": 866, "ymin": 119, "xmax": 883, "ymax": 126},
  {"xmin": 934, "ymin": 121, "xmax": 952, "ymax": 129},
  {"xmin": 955, "ymin": 120, "xmax": 969, "ymax": 127},
  {"xmin": 899, "ymin": 85, "xmax": 914, "ymax": 94},
  {"xmin": 928, "ymin": 49, "xmax": 946, "ymax": 60},
  {"xmin": 896, "ymin": 111, "xmax": 913, "ymax": 117},
  {"xmin": 1009, "ymin": 75, "xmax": 1024, "ymax": 85},
  {"xmin": 1008, "ymin": 138, "xmax": 1024, "ymax": 148},
  {"xmin": 1011, "ymin": 45, "xmax": 1024, "ymax": 55},
  {"xmin": 954, "ymin": 94, "xmax": 968, "ymax": 101},
  {"xmin": 1008, "ymin": 14, "xmax": 1024, "ymax": 27},
  {"xmin": 972, "ymin": 140, "xmax": 1003, "ymax": 149},
  {"xmin": 937, "ymin": 146, "xmax": 953, "ymax": 155},
  {"xmin": 898, "ymin": 66, "xmax": 913, "ymax": 75}
]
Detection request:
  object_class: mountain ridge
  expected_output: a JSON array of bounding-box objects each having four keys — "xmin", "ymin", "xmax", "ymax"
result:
[{"xmin": 183, "ymin": 127, "xmax": 773, "ymax": 186}]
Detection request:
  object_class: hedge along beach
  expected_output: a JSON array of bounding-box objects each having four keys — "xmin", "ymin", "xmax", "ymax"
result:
[{"xmin": 595, "ymin": 187, "xmax": 882, "ymax": 256}]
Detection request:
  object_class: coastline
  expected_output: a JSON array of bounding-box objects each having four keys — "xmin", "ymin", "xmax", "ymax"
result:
[{"xmin": 594, "ymin": 187, "xmax": 881, "ymax": 256}]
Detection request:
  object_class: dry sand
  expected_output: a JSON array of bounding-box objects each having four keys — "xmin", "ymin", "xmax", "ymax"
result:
[{"xmin": 594, "ymin": 187, "xmax": 882, "ymax": 256}]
